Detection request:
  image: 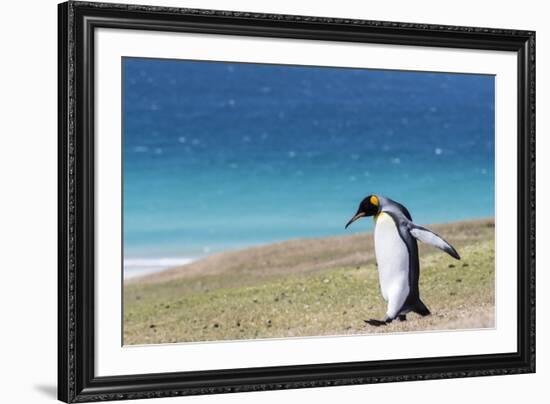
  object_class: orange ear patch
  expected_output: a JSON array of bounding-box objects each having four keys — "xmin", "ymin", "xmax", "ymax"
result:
[{"xmin": 370, "ymin": 195, "xmax": 379, "ymax": 206}]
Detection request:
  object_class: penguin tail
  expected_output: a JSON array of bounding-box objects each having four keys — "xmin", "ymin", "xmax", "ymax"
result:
[{"xmin": 413, "ymin": 300, "xmax": 431, "ymax": 317}]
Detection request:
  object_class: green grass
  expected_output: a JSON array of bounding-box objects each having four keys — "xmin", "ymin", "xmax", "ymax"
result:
[{"xmin": 124, "ymin": 219, "xmax": 495, "ymax": 345}]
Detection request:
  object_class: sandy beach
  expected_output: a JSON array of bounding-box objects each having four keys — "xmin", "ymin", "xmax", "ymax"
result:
[{"xmin": 124, "ymin": 218, "xmax": 495, "ymax": 345}]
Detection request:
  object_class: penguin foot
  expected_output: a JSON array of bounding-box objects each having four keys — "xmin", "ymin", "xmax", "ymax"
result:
[
  {"xmin": 364, "ymin": 319, "xmax": 388, "ymax": 327},
  {"xmin": 398, "ymin": 314, "xmax": 407, "ymax": 322}
]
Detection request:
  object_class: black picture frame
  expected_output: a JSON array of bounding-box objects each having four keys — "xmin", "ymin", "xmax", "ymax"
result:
[{"xmin": 58, "ymin": 1, "xmax": 535, "ymax": 402}]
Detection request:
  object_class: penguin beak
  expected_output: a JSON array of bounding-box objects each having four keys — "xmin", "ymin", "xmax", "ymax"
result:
[{"xmin": 345, "ymin": 212, "xmax": 366, "ymax": 229}]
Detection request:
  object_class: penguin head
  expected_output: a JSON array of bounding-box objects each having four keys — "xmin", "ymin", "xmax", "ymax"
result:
[{"xmin": 345, "ymin": 195, "xmax": 380, "ymax": 229}]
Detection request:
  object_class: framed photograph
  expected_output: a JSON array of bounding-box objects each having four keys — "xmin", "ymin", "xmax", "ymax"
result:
[{"xmin": 58, "ymin": 1, "xmax": 535, "ymax": 402}]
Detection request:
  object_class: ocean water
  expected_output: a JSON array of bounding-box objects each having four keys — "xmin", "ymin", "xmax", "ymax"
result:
[{"xmin": 123, "ymin": 58, "xmax": 495, "ymax": 277}]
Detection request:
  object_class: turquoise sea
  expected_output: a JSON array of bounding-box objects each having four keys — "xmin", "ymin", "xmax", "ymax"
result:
[{"xmin": 123, "ymin": 58, "xmax": 495, "ymax": 277}]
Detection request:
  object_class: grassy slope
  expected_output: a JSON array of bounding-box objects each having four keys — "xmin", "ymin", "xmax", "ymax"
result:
[{"xmin": 124, "ymin": 218, "xmax": 494, "ymax": 345}]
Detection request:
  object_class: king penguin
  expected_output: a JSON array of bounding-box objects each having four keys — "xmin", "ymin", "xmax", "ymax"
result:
[{"xmin": 345, "ymin": 195, "xmax": 460, "ymax": 326}]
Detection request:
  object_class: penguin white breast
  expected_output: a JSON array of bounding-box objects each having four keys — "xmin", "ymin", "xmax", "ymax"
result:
[{"xmin": 373, "ymin": 212, "xmax": 410, "ymax": 302}]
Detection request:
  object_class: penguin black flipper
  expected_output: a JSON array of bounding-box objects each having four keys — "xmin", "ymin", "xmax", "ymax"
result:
[{"xmin": 408, "ymin": 223, "xmax": 461, "ymax": 260}]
